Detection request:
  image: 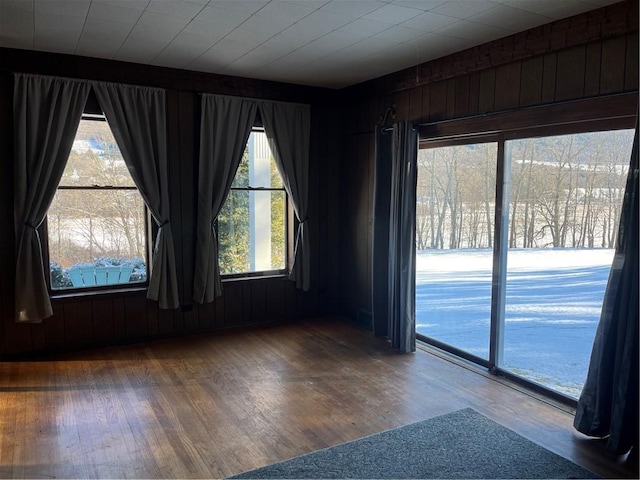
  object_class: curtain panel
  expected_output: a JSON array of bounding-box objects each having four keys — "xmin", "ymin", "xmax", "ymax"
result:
[
  {"xmin": 13, "ymin": 73, "xmax": 90, "ymax": 322},
  {"xmin": 372, "ymin": 121, "xmax": 418, "ymax": 353},
  {"xmin": 573, "ymin": 122, "xmax": 639, "ymax": 455},
  {"xmin": 258, "ymin": 100, "xmax": 311, "ymax": 291},
  {"xmin": 92, "ymin": 82, "xmax": 179, "ymax": 309},
  {"xmin": 193, "ymin": 94, "xmax": 257, "ymax": 303}
]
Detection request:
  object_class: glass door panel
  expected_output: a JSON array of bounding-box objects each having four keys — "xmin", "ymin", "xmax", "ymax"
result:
[
  {"xmin": 415, "ymin": 142, "xmax": 498, "ymax": 360},
  {"xmin": 502, "ymin": 130, "xmax": 634, "ymax": 398}
]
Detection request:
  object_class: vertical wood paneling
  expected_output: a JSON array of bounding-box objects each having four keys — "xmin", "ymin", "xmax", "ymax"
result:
[
  {"xmin": 92, "ymin": 298, "xmax": 114, "ymax": 345},
  {"xmin": 63, "ymin": 300, "xmax": 93, "ymax": 348},
  {"xmin": 555, "ymin": 46, "xmax": 586, "ymax": 100},
  {"xmin": 172, "ymin": 310, "xmax": 185, "ymax": 333},
  {"xmin": 182, "ymin": 309, "xmax": 198, "ymax": 331},
  {"xmin": 541, "ymin": 53, "xmax": 558, "ymax": 102},
  {"xmin": 266, "ymin": 279, "xmax": 285, "ymax": 322},
  {"xmin": 624, "ymin": 32, "xmax": 639, "ymax": 91},
  {"xmin": 445, "ymin": 78, "xmax": 456, "ymax": 118},
  {"xmin": 45, "ymin": 304, "xmax": 66, "ymax": 350},
  {"xmin": 467, "ymin": 72, "xmax": 480, "ymax": 116},
  {"xmin": 454, "ymin": 76, "xmax": 470, "ymax": 118},
  {"xmin": 420, "ymin": 84, "xmax": 430, "ymax": 121},
  {"xmin": 494, "ymin": 63, "xmax": 521, "ymax": 111},
  {"xmin": 158, "ymin": 305, "xmax": 174, "ymax": 335},
  {"xmin": 408, "ymin": 87, "xmax": 423, "ymax": 122},
  {"xmin": 196, "ymin": 300, "xmax": 216, "ymax": 330},
  {"xmin": 429, "ymin": 81, "xmax": 447, "ymax": 121},
  {"xmin": 112, "ymin": 298, "xmax": 126, "ymax": 343},
  {"xmin": 394, "ymin": 89, "xmax": 410, "ymax": 121},
  {"xmin": 600, "ymin": 36, "xmax": 626, "ymax": 93},
  {"xmin": 584, "ymin": 42, "xmax": 602, "ymax": 96},
  {"xmin": 519, "ymin": 57, "xmax": 544, "ymax": 106},
  {"xmin": 478, "ymin": 69, "xmax": 496, "ymax": 113},
  {"xmin": 223, "ymin": 283, "xmax": 243, "ymax": 326},
  {"xmin": 146, "ymin": 300, "xmax": 159, "ymax": 336},
  {"xmin": 31, "ymin": 323, "xmax": 45, "ymax": 352},
  {"xmin": 124, "ymin": 296, "xmax": 147, "ymax": 340},
  {"xmin": 250, "ymin": 281, "xmax": 267, "ymax": 324}
]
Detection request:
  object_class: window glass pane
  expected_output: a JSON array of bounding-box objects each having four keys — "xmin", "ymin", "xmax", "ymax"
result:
[
  {"xmin": 502, "ymin": 129, "xmax": 634, "ymax": 398},
  {"xmin": 48, "ymin": 190, "xmax": 147, "ymax": 289},
  {"xmin": 49, "ymin": 119, "xmax": 146, "ymax": 290},
  {"xmin": 415, "ymin": 142, "xmax": 497, "ymax": 360},
  {"xmin": 218, "ymin": 190, "xmax": 286, "ymax": 275},
  {"xmin": 60, "ymin": 120, "xmax": 135, "ymax": 187},
  {"xmin": 231, "ymin": 131, "xmax": 283, "ymax": 189}
]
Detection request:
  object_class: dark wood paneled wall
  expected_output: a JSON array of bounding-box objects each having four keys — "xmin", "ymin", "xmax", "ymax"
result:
[
  {"xmin": 339, "ymin": 0, "xmax": 639, "ymax": 324},
  {"xmin": 0, "ymin": 50, "xmax": 342, "ymax": 357}
]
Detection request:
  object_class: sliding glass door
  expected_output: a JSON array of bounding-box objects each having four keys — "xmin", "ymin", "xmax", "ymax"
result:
[
  {"xmin": 416, "ymin": 127, "xmax": 634, "ymax": 399},
  {"xmin": 501, "ymin": 130, "xmax": 634, "ymax": 398},
  {"xmin": 415, "ymin": 142, "xmax": 497, "ymax": 362}
]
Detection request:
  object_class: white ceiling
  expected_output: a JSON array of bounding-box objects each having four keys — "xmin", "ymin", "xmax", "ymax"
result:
[{"xmin": 0, "ymin": 0, "xmax": 621, "ymax": 89}]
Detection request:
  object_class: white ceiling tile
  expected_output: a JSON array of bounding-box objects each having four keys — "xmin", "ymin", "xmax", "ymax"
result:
[
  {"xmin": 373, "ymin": 25, "xmax": 426, "ymax": 44},
  {"xmin": 435, "ymin": 19, "xmax": 513, "ymax": 40},
  {"xmin": 135, "ymin": 12, "xmax": 191, "ymax": 38},
  {"xmin": 298, "ymin": 10, "xmax": 353, "ymax": 33},
  {"xmin": 146, "ymin": 0, "xmax": 207, "ymax": 20},
  {"xmin": 340, "ymin": 36, "xmax": 396, "ymax": 58},
  {"xmin": 225, "ymin": 27, "xmax": 273, "ymax": 47},
  {"xmin": 500, "ymin": 0, "xmax": 599, "ymax": 19},
  {"xmin": 34, "ymin": 0, "xmax": 90, "ymax": 17},
  {"xmin": 75, "ymin": 39, "xmax": 121, "ymax": 59},
  {"xmin": 1, "ymin": 0, "xmax": 33, "ymax": 46},
  {"xmin": 337, "ymin": 18, "xmax": 394, "ymax": 40},
  {"xmin": 0, "ymin": 0, "xmax": 618, "ymax": 88},
  {"xmin": 209, "ymin": 0, "xmax": 270, "ymax": 14},
  {"xmin": 93, "ymin": 0, "xmax": 149, "ymax": 12},
  {"xmin": 240, "ymin": 14, "xmax": 296, "ymax": 35},
  {"xmin": 364, "ymin": 4, "xmax": 424, "ymax": 23},
  {"xmin": 227, "ymin": 48, "xmax": 283, "ymax": 71},
  {"xmin": 87, "ymin": 1, "xmax": 143, "ymax": 27},
  {"xmin": 34, "ymin": 13, "xmax": 84, "ymax": 51},
  {"xmin": 256, "ymin": 1, "xmax": 316, "ymax": 22},
  {"xmin": 189, "ymin": 6, "xmax": 252, "ymax": 30},
  {"xmin": 320, "ymin": 0, "xmax": 387, "ymax": 18},
  {"xmin": 389, "ymin": 0, "xmax": 447, "ymax": 11},
  {"xmin": 77, "ymin": 17, "xmax": 131, "ymax": 47},
  {"xmin": 301, "ymin": 30, "xmax": 362, "ymax": 53},
  {"xmin": 431, "ymin": 0, "xmax": 501, "ymax": 19},
  {"xmin": 210, "ymin": 37, "xmax": 256, "ymax": 56},
  {"xmin": 469, "ymin": 4, "xmax": 553, "ymax": 30},
  {"xmin": 401, "ymin": 11, "xmax": 458, "ymax": 31}
]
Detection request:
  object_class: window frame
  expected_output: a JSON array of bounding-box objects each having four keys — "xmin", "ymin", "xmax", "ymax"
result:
[
  {"xmin": 217, "ymin": 127, "xmax": 292, "ymax": 280},
  {"xmin": 44, "ymin": 113, "xmax": 151, "ymax": 295}
]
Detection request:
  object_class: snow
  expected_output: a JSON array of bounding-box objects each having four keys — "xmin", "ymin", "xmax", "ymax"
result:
[{"xmin": 416, "ymin": 248, "xmax": 614, "ymax": 398}]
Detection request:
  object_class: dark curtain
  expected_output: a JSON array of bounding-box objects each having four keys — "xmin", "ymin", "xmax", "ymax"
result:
[
  {"xmin": 372, "ymin": 121, "xmax": 418, "ymax": 352},
  {"xmin": 573, "ymin": 122, "xmax": 639, "ymax": 455},
  {"xmin": 13, "ymin": 73, "xmax": 90, "ymax": 322}
]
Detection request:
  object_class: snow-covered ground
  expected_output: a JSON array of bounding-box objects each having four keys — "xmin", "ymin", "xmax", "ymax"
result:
[{"xmin": 416, "ymin": 248, "xmax": 614, "ymax": 398}]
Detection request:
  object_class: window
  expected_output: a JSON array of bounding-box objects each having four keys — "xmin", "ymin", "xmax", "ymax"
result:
[
  {"xmin": 416, "ymin": 125, "xmax": 635, "ymax": 400},
  {"xmin": 47, "ymin": 116, "xmax": 148, "ymax": 290},
  {"xmin": 217, "ymin": 129, "xmax": 288, "ymax": 276}
]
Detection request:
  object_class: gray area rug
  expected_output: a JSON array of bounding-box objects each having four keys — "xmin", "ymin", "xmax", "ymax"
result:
[{"xmin": 231, "ymin": 408, "xmax": 598, "ymax": 479}]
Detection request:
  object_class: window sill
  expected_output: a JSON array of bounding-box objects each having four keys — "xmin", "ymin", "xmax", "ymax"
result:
[
  {"xmin": 50, "ymin": 286, "xmax": 147, "ymax": 303},
  {"xmin": 221, "ymin": 273, "xmax": 289, "ymax": 283}
]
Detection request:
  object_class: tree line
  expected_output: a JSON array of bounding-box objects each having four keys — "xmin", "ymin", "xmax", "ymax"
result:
[{"xmin": 416, "ymin": 130, "xmax": 633, "ymax": 251}]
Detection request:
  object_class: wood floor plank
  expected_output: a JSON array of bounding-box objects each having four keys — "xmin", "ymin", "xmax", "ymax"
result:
[{"xmin": 0, "ymin": 317, "xmax": 636, "ymax": 479}]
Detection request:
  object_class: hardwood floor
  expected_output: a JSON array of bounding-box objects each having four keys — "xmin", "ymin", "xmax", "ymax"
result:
[{"xmin": 0, "ymin": 316, "xmax": 636, "ymax": 479}]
